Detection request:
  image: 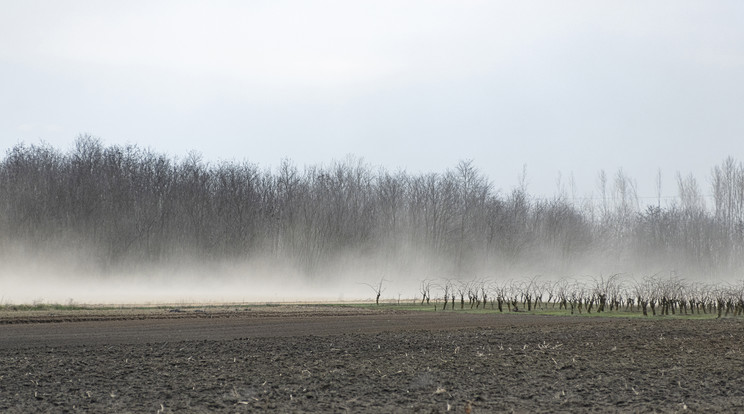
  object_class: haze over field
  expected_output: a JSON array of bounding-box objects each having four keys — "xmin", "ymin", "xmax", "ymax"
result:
[
  {"xmin": 2, "ymin": 139, "xmax": 744, "ymax": 304},
  {"xmin": 1, "ymin": 2, "xmax": 743, "ymax": 304}
]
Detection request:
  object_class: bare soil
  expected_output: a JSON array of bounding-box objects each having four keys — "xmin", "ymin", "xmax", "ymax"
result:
[{"xmin": 1, "ymin": 305, "xmax": 743, "ymax": 413}]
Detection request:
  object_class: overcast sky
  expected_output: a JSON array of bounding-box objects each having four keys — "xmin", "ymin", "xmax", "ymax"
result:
[{"xmin": 2, "ymin": 0, "xmax": 743, "ymax": 200}]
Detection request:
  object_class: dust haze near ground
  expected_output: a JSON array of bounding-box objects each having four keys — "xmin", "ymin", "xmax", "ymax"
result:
[
  {"xmin": 0, "ymin": 247, "xmax": 411, "ymax": 305},
  {"xmin": 1, "ymin": 254, "xmax": 375, "ymax": 305},
  {"xmin": 1, "ymin": 242, "xmax": 738, "ymax": 306},
  {"xmin": 3, "ymin": 142, "xmax": 744, "ymax": 305}
]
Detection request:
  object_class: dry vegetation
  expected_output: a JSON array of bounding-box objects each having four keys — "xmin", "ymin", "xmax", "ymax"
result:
[
  {"xmin": 2, "ymin": 137, "xmax": 744, "ymax": 285},
  {"xmin": 397, "ymin": 274, "xmax": 744, "ymax": 319}
]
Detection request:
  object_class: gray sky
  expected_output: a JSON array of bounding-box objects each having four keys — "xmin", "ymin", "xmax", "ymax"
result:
[{"xmin": 2, "ymin": 0, "xmax": 743, "ymax": 200}]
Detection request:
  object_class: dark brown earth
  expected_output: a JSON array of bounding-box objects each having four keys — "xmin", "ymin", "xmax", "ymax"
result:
[{"xmin": 1, "ymin": 305, "xmax": 743, "ymax": 413}]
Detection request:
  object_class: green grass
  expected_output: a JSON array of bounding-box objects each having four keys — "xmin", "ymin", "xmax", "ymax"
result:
[
  {"xmin": 0, "ymin": 300, "xmax": 728, "ymax": 320},
  {"xmin": 344, "ymin": 301, "xmax": 724, "ymax": 320}
]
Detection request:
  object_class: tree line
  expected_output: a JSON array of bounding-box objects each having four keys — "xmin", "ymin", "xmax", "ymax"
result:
[{"xmin": 1, "ymin": 136, "xmax": 743, "ymax": 280}]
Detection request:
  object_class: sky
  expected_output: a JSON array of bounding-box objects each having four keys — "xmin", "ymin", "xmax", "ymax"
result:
[{"xmin": 2, "ymin": 0, "xmax": 743, "ymax": 201}]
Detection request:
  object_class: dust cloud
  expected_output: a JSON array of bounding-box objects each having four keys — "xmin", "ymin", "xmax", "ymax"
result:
[
  {"xmin": 0, "ymin": 243, "xmax": 441, "ymax": 305},
  {"xmin": 1, "ymin": 240, "xmax": 738, "ymax": 306},
  {"xmin": 0, "ymin": 255, "xmax": 373, "ymax": 305},
  {"xmin": 2, "ymin": 141, "xmax": 744, "ymax": 305}
]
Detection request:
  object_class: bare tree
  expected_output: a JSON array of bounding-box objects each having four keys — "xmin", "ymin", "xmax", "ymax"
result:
[
  {"xmin": 362, "ymin": 277, "xmax": 387, "ymax": 305},
  {"xmin": 419, "ymin": 279, "xmax": 433, "ymax": 305}
]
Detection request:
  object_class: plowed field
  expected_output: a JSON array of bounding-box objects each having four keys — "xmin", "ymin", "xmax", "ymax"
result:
[{"xmin": 1, "ymin": 306, "xmax": 743, "ymax": 412}]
